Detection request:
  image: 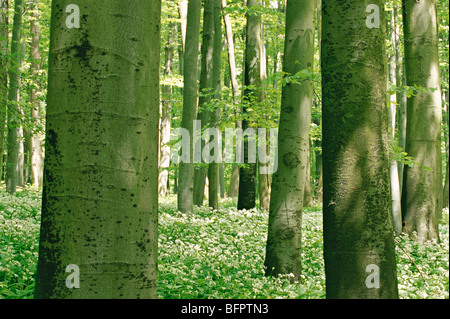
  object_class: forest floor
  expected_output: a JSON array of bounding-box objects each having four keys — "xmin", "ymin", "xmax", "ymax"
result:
[{"xmin": 0, "ymin": 184, "xmax": 448, "ymax": 299}]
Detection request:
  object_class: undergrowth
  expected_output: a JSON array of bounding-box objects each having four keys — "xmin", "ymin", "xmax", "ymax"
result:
[{"xmin": 0, "ymin": 187, "xmax": 448, "ymax": 299}]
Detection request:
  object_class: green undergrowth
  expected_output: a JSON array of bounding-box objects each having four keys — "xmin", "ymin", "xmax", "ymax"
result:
[
  {"xmin": 0, "ymin": 185, "xmax": 41, "ymax": 299},
  {"xmin": 158, "ymin": 195, "xmax": 325, "ymax": 299},
  {"xmin": 0, "ymin": 186, "xmax": 448, "ymax": 299}
]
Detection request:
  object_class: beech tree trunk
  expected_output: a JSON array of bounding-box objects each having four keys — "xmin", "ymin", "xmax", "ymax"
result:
[
  {"xmin": 264, "ymin": 0, "xmax": 315, "ymax": 281},
  {"xmin": 35, "ymin": 0, "xmax": 161, "ymax": 298},
  {"xmin": 30, "ymin": 0, "xmax": 44, "ymax": 187},
  {"xmin": 237, "ymin": 0, "xmax": 263, "ymax": 210},
  {"xmin": 5, "ymin": 0, "xmax": 23, "ymax": 194},
  {"xmin": 159, "ymin": 21, "xmax": 176, "ymax": 197},
  {"xmin": 178, "ymin": 0, "xmax": 202, "ymax": 213},
  {"xmin": 208, "ymin": 0, "xmax": 222, "ymax": 210},
  {"xmin": 388, "ymin": 9, "xmax": 402, "ymax": 236},
  {"xmin": 322, "ymin": 0, "xmax": 399, "ymax": 298},
  {"xmin": 443, "ymin": 88, "xmax": 449, "ymax": 209},
  {"xmin": 222, "ymin": 0, "xmax": 241, "ymax": 199},
  {"xmin": 401, "ymin": 0, "xmax": 442, "ymax": 243},
  {"xmin": 0, "ymin": 0, "xmax": 7, "ymax": 176},
  {"xmin": 193, "ymin": 0, "xmax": 215, "ymax": 206},
  {"xmin": 303, "ymin": 141, "xmax": 314, "ymax": 207}
]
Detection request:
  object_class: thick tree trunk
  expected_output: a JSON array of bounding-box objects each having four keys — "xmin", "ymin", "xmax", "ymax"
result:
[
  {"xmin": 35, "ymin": 0, "xmax": 161, "ymax": 298},
  {"xmin": 264, "ymin": 0, "xmax": 315, "ymax": 281},
  {"xmin": 401, "ymin": 0, "xmax": 442, "ymax": 243},
  {"xmin": 178, "ymin": 0, "xmax": 202, "ymax": 213},
  {"xmin": 5, "ymin": 0, "xmax": 23, "ymax": 194},
  {"xmin": 322, "ymin": 0, "xmax": 399, "ymax": 298}
]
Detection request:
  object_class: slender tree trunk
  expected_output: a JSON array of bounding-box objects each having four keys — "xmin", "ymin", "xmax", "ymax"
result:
[
  {"xmin": 401, "ymin": 0, "xmax": 442, "ymax": 243},
  {"xmin": 227, "ymin": 166, "xmax": 240, "ymax": 197},
  {"xmin": 30, "ymin": 0, "xmax": 44, "ymax": 187},
  {"xmin": 16, "ymin": 38, "xmax": 27, "ymax": 187},
  {"xmin": 314, "ymin": 0, "xmax": 322, "ymax": 205},
  {"xmin": 159, "ymin": 21, "xmax": 176, "ymax": 197},
  {"xmin": 5, "ymin": 0, "xmax": 23, "ymax": 194},
  {"xmin": 0, "ymin": 0, "xmax": 7, "ymax": 178},
  {"xmin": 258, "ymin": 36, "xmax": 270, "ymax": 212},
  {"xmin": 24, "ymin": 128, "xmax": 31, "ymax": 184},
  {"xmin": 395, "ymin": 5, "xmax": 407, "ymax": 192},
  {"xmin": 222, "ymin": 0, "xmax": 241, "ymax": 198},
  {"xmin": 208, "ymin": 0, "xmax": 222, "ymax": 210},
  {"xmin": 193, "ymin": 0, "xmax": 215, "ymax": 206},
  {"xmin": 314, "ymin": 140, "xmax": 323, "ymax": 202},
  {"xmin": 322, "ymin": 0, "xmax": 399, "ymax": 298},
  {"xmin": 397, "ymin": 63, "xmax": 407, "ymax": 193},
  {"xmin": 222, "ymin": 0, "xmax": 240, "ymax": 102},
  {"xmin": 316, "ymin": 167, "xmax": 323, "ymax": 203},
  {"xmin": 388, "ymin": 8, "xmax": 402, "ymax": 236},
  {"xmin": 443, "ymin": 88, "xmax": 449, "ymax": 208},
  {"xmin": 237, "ymin": 0, "xmax": 263, "ymax": 210},
  {"xmin": 179, "ymin": 0, "xmax": 188, "ymax": 53},
  {"xmin": 219, "ymin": 163, "xmax": 225, "ymax": 198},
  {"xmin": 35, "ymin": 0, "xmax": 161, "ymax": 298},
  {"xmin": 443, "ymin": 159, "xmax": 449, "ymax": 209},
  {"xmin": 303, "ymin": 141, "xmax": 314, "ymax": 207},
  {"xmin": 258, "ymin": 137, "xmax": 271, "ymax": 211},
  {"xmin": 178, "ymin": 0, "xmax": 202, "ymax": 213},
  {"xmin": 178, "ymin": 0, "xmax": 188, "ymax": 74},
  {"xmin": 264, "ymin": 0, "xmax": 315, "ymax": 281}
]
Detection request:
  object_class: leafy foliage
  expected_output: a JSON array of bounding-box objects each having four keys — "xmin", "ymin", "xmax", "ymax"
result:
[
  {"xmin": 0, "ymin": 187, "xmax": 448, "ymax": 299},
  {"xmin": 0, "ymin": 184, "xmax": 41, "ymax": 299},
  {"xmin": 158, "ymin": 195, "xmax": 325, "ymax": 299}
]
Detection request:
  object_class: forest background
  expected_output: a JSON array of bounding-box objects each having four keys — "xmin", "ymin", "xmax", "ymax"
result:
[{"xmin": 0, "ymin": 0, "xmax": 449, "ymax": 299}]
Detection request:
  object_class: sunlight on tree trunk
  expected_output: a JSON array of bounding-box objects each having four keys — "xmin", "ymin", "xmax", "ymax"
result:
[
  {"xmin": 401, "ymin": 0, "xmax": 442, "ymax": 243},
  {"xmin": 322, "ymin": 0, "xmax": 399, "ymax": 299},
  {"xmin": 264, "ymin": 0, "xmax": 316, "ymax": 282}
]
